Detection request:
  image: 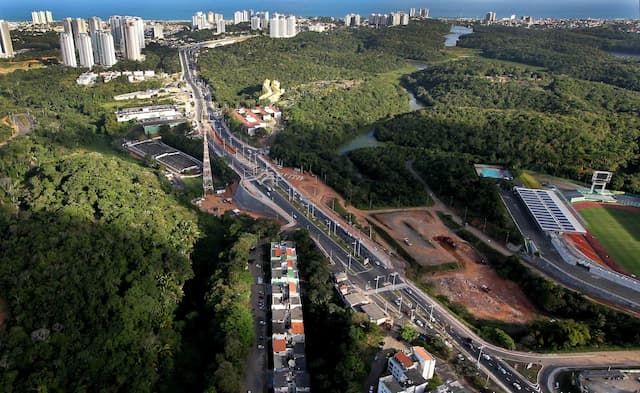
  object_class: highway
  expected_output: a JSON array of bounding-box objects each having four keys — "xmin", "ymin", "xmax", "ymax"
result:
[{"xmin": 178, "ymin": 46, "xmax": 640, "ymax": 393}]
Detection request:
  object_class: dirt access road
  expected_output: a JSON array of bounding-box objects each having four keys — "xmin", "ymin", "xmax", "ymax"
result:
[{"xmin": 274, "ymin": 164, "xmax": 540, "ymax": 323}]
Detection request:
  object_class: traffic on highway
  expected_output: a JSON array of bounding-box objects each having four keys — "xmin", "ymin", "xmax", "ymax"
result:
[{"xmin": 179, "ymin": 45, "xmax": 640, "ymax": 393}]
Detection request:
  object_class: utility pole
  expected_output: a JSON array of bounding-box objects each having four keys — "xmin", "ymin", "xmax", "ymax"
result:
[
  {"xmin": 477, "ymin": 345, "xmax": 485, "ymax": 368},
  {"xmin": 347, "ymin": 254, "xmax": 352, "ymax": 273}
]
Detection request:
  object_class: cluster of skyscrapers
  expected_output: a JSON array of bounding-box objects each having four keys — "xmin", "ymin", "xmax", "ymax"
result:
[
  {"xmin": 191, "ymin": 11, "xmax": 225, "ymax": 33},
  {"xmin": 31, "ymin": 10, "xmax": 54, "ymax": 25},
  {"xmin": 485, "ymin": 12, "xmax": 498, "ymax": 23},
  {"xmin": 0, "ymin": 20, "xmax": 14, "ymax": 58},
  {"xmin": 59, "ymin": 16, "xmax": 145, "ymax": 68},
  {"xmin": 409, "ymin": 8, "xmax": 430, "ymax": 18},
  {"xmin": 269, "ymin": 14, "xmax": 297, "ymax": 38},
  {"xmin": 368, "ymin": 11, "xmax": 410, "ymax": 27}
]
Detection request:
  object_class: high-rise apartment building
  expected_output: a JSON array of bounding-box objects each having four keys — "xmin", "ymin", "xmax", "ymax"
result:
[
  {"xmin": 123, "ymin": 20, "xmax": 142, "ymax": 61},
  {"xmin": 32, "ymin": 11, "xmax": 51, "ymax": 25},
  {"xmin": 88, "ymin": 16, "xmax": 103, "ymax": 61},
  {"xmin": 192, "ymin": 12, "xmax": 209, "ymax": 30},
  {"xmin": 71, "ymin": 18, "xmax": 87, "ymax": 43},
  {"xmin": 216, "ymin": 19, "xmax": 226, "ymax": 34},
  {"xmin": 485, "ymin": 11, "xmax": 497, "ymax": 23},
  {"xmin": 109, "ymin": 16, "xmax": 124, "ymax": 51},
  {"xmin": 269, "ymin": 14, "xmax": 297, "ymax": 38},
  {"xmin": 59, "ymin": 32, "xmax": 77, "ymax": 67},
  {"xmin": 0, "ymin": 21, "xmax": 14, "ymax": 58},
  {"xmin": 409, "ymin": 8, "xmax": 416, "ymax": 17},
  {"xmin": 399, "ymin": 12, "xmax": 409, "ymax": 25},
  {"xmin": 77, "ymin": 33, "xmax": 95, "ymax": 68},
  {"xmin": 152, "ymin": 24, "xmax": 164, "ymax": 39},
  {"xmin": 344, "ymin": 13, "xmax": 361, "ymax": 27},
  {"xmin": 88, "ymin": 16, "xmax": 102, "ymax": 33},
  {"xmin": 63, "ymin": 17, "xmax": 73, "ymax": 34},
  {"xmin": 250, "ymin": 16, "xmax": 261, "ymax": 30},
  {"xmin": 418, "ymin": 8, "xmax": 430, "ymax": 18},
  {"xmin": 93, "ymin": 31, "xmax": 117, "ymax": 67},
  {"xmin": 134, "ymin": 17, "xmax": 145, "ymax": 49}
]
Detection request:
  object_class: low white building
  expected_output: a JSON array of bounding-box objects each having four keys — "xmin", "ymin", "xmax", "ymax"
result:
[
  {"xmin": 378, "ymin": 347, "xmax": 436, "ymax": 393},
  {"xmin": 116, "ymin": 105, "xmax": 180, "ymax": 122},
  {"xmin": 76, "ymin": 72, "xmax": 98, "ymax": 85}
]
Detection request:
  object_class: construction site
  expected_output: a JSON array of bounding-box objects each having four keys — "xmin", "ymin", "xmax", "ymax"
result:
[{"xmin": 273, "ymin": 164, "xmax": 541, "ymax": 323}]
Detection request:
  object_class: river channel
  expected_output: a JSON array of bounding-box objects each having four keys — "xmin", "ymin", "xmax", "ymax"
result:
[{"xmin": 336, "ymin": 25, "xmax": 473, "ymax": 155}]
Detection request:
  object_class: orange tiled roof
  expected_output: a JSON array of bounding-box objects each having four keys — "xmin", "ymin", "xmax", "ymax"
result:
[
  {"xmin": 413, "ymin": 346, "xmax": 433, "ymax": 362},
  {"xmin": 273, "ymin": 339, "xmax": 287, "ymax": 352},
  {"xmin": 288, "ymin": 282, "xmax": 296, "ymax": 294},
  {"xmin": 394, "ymin": 351, "xmax": 413, "ymax": 369},
  {"xmin": 291, "ymin": 321, "xmax": 304, "ymax": 335}
]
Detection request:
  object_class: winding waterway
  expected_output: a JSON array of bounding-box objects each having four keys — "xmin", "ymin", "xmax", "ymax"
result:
[{"xmin": 336, "ymin": 25, "xmax": 474, "ymax": 155}]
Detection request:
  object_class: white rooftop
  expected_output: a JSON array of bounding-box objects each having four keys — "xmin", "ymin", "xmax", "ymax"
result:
[{"xmin": 515, "ymin": 187, "xmax": 586, "ymax": 233}]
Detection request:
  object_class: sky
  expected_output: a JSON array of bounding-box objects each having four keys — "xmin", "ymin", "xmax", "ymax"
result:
[{"xmin": 1, "ymin": 0, "xmax": 637, "ymax": 21}]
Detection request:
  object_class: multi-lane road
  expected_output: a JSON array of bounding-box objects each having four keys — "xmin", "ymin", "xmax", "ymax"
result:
[{"xmin": 178, "ymin": 45, "xmax": 640, "ymax": 393}]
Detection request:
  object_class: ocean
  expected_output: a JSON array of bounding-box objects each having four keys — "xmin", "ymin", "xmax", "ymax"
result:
[{"xmin": 1, "ymin": 0, "xmax": 637, "ymax": 21}]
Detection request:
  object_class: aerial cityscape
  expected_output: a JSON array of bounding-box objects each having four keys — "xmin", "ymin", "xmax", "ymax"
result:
[{"xmin": 0, "ymin": 1, "xmax": 640, "ymax": 393}]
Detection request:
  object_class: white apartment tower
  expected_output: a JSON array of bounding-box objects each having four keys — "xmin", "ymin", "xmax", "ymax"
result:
[
  {"xmin": 134, "ymin": 17, "xmax": 145, "ymax": 49},
  {"xmin": 344, "ymin": 13, "xmax": 361, "ymax": 27},
  {"xmin": 59, "ymin": 32, "xmax": 77, "ymax": 67},
  {"xmin": 109, "ymin": 16, "xmax": 124, "ymax": 51},
  {"xmin": 123, "ymin": 20, "xmax": 142, "ymax": 61},
  {"xmin": 269, "ymin": 14, "xmax": 297, "ymax": 38},
  {"xmin": 216, "ymin": 19, "xmax": 226, "ymax": 34},
  {"xmin": 32, "ymin": 10, "xmax": 49, "ymax": 25},
  {"xmin": 192, "ymin": 12, "xmax": 209, "ymax": 30},
  {"xmin": 88, "ymin": 16, "xmax": 102, "ymax": 33},
  {"xmin": 88, "ymin": 17, "xmax": 102, "ymax": 62},
  {"xmin": 0, "ymin": 21, "xmax": 14, "ymax": 58},
  {"xmin": 94, "ymin": 31, "xmax": 117, "ymax": 67},
  {"xmin": 71, "ymin": 18, "xmax": 87, "ymax": 42},
  {"xmin": 233, "ymin": 11, "xmax": 244, "ymax": 25},
  {"xmin": 63, "ymin": 17, "xmax": 73, "ymax": 35},
  {"xmin": 251, "ymin": 16, "xmax": 261, "ymax": 30},
  {"xmin": 152, "ymin": 24, "xmax": 164, "ymax": 39},
  {"xmin": 286, "ymin": 15, "xmax": 297, "ymax": 37},
  {"xmin": 77, "ymin": 33, "xmax": 95, "ymax": 68}
]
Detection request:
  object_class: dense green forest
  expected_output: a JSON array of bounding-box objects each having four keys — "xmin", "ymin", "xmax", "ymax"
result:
[
  {"xmin": 198, "ymin": 20, "xmax": 451, "ymax": 210},
  {"xmin": 458, "ymin": 25, "xmax": 640, "ymax": 92},
  {"xmin": 0, "ymin": 57, "xmax": 279, "ymax": 392},
  {"xmin": 397, "ymin": 59, "xmax": 640, "ymax": 192}
]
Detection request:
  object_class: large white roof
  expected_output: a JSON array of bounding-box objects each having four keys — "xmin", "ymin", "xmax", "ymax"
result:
[{"xmin": 515, "ymin": 187, "xmax": 586, "ymax": 233}]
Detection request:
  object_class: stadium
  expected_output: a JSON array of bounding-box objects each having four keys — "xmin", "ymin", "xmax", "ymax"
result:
[{"xmin": 514, "ymin": 171, "xmax": 640, "ymax": 285}]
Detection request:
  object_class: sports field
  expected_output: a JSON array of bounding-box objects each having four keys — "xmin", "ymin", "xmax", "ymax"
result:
[{"xmin": 578, "ymin": 206, "xmax": 640, "ymax": 276}]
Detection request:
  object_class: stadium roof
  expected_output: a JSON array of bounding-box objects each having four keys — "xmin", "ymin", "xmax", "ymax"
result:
[{"xmin": 515, "ymin": 187, "xmax": 586, "ymax": 233}]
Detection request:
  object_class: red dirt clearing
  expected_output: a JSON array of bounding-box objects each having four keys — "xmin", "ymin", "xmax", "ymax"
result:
[
  {"xmin": 563, "ymin": 233, "xmax": 605, "ymax": 265},
  {"xmin": 573, "ymin": 201, "xmax": 640, "ymax": 214}
]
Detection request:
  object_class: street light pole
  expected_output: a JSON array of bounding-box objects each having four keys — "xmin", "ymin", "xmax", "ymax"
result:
[{"xmin": 477, "ymin": 345, "xmax": 485, "ymax": 368}]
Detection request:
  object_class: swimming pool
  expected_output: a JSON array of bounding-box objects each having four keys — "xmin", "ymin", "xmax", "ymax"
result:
[{"xmin": 480, "ymin": 168, "xmax": 502, "ymax": 178}]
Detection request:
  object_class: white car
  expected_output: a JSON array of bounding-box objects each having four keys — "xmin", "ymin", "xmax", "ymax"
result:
[
  {"xmin": 482, "ymin": 353, "xmax": 491, "ymax": 361},
  {"xmin": 513, "ymin": 383, "xmax": 522, "ymax": 390},
  {"xmin": 257, "ymin": 344, "xmax": 264, "ymax": 350},
  {"xmin": 415, "ymin": 319, "xmax": 424, "ymax": 328}
]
